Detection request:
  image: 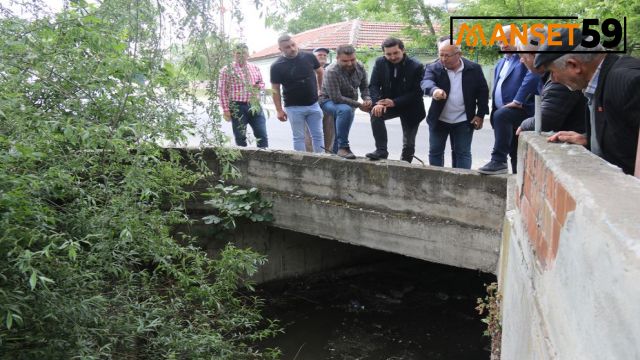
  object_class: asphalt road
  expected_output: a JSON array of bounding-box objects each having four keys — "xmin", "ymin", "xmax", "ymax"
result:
[
  {"xmin": 182, "ymin": 98, "xmax": 499, "ymax": 170},
  {"xmin": 216, "ymin": 98, "xmax": 498, "ymax": 170}
]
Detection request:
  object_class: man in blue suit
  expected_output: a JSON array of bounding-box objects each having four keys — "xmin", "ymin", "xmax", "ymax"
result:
[{"xmin": 478, "ymin": 26, "xmax": 540, "ymax": 174}]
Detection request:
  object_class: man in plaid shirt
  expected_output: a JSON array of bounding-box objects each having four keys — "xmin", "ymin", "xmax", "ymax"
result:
[
  {"xmin": 219, "ymin": 43, "xmax": 268, "ymax": 148},
  {"xmin": 319, "ymin": 44, "xmax": 372, "ymax": 159}
]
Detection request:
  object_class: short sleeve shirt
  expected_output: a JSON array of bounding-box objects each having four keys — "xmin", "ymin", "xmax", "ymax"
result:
[{"xmin": 270, "ymin": 51, "xmax": 320, "ymax": 107}]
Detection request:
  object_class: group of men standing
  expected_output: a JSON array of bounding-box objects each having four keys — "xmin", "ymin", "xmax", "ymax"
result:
[
  {"xmin": 219, "ymin": 28, "xmax": 639, "ymax": 176},
  {"xmin": 269, "ymin": 35, "xmax": 426, "ymax": 162}
]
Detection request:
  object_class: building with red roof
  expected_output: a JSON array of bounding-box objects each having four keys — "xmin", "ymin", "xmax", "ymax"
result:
[
  {"xmin": 250, "ymin": 20, "xmax": 412, "ymax": 61},
  {"xmin": 249, "ymin": 20, "xmax": 434, "ymax": 85}
]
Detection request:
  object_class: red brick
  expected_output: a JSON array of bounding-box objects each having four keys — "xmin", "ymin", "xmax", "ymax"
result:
[
  {"xmin": 536, "ymin": 232, "xmax": 549, "ymax": 267},
  {"xmin": 550, "ymin": 218, "xmax": 562, "ymax": 261},
  {"xmin": 534, "ymin": 156, "xmax": 544, "ymax": 185},
  {"xmin": 545, "ymin": 170, "xmax": 556, "ymax": 201},
  {"xmin": 542, "ymin": 201, "xmax": 554, "ymax": 239},
  {"xmin": 565, "ymin": 192, "xmax": 576, "ymax": 213},
  {"xmin": 529, "ymin": 186, "xmax": 538, "ymax": 212},
  {"xmin": 526, "ymin": 147, "xmax": 535, "ymax": 176},
  {"xmin": 555, "ymin": 183, "xmax": 568, "ymax": 224},
  {"xmin": 524, "ymin": 200, "xmax": 538, "ymax": 247},
  {"xmin": 523, "ymin": 173, "xmax": 533, "ymax": 201}
]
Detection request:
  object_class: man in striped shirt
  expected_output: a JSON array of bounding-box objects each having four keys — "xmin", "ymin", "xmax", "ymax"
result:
[{"xmin": 219, "ymin": 43, "xmax": 268, "ymax": 148}]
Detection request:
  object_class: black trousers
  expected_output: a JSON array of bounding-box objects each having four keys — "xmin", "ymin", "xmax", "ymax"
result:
[
  {"xmin": 370, "ymin": 108, "xmax": 422, "ymax": 161},
  {"xmin": 490, "ymin": 107, "xmax": 529, "ymax": 174}
]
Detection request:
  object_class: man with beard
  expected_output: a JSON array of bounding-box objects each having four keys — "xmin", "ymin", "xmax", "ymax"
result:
[
  {"xmin": 365, "ymin": 37, "xmax": 426, "ymax": 163},
  {"xmin": 271, "ymin": 34, "xmax": 325, "ymax": 152},
  {"xmin": 318, "ymin": 44, "xmax": 372, "ymax": 159}
]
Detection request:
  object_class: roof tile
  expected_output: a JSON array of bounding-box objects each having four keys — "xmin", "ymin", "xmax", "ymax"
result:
[{"xmin": 250, "ymin": 20, "xmax": 416, "ymax": 60}]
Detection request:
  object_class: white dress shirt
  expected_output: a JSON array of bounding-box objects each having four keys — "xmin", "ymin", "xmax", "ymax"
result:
[{"xmin": 439, "ymin": 60, "xmax": 466, "ymax": 124}]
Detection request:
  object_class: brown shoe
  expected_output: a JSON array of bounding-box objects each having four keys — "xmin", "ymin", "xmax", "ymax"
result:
[{"xmin": 337, "ymin": 147, "xmax": 356, "ymax": 159}]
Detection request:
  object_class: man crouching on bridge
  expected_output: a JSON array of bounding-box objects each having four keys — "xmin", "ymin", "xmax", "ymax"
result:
[{"xmin": 366, "ymin": 37, "xmax": 426, "ymax": 163}]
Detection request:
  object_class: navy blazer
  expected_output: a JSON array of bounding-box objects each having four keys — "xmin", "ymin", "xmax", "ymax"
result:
[
  {"xmin": 491, "ymin": 55, "xmax": 539, "ymax": 117},
  {"xmin": 421, "ymin": 58, "xmax": 489, "ymax": 128}
]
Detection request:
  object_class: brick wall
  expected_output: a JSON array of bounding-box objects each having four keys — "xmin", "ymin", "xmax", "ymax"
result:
[
  {"xmin": 515, "ymin": 145, "xmax": 576, "ymax": 269},
  {"xmin": 500, "ymin": 133, "xmax": 640, "ymax": 359}
]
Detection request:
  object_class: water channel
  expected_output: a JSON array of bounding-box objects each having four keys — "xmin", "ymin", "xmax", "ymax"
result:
[{"xmin": 257, "ymin": 253, "xmax": 495, "ymax": 359}]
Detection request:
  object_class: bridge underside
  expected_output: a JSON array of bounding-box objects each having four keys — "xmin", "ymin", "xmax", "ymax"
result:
[{"xmin": 184, "ymin": 148, "xmax": 508, "ymax": 273}]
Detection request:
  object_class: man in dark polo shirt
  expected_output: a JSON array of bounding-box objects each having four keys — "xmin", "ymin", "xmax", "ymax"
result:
[{"xmin": 270, "ymin": 34, "xmax": 325, "ymax": 152}]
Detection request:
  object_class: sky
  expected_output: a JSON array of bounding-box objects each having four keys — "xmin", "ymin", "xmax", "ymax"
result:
[
  {"xmin": 1, "ymin": 0, "xmax": 278, "ymax": 54},
  {"xmin": 227, "ymin": 1, "xmax": 279, "ymax": 54}
]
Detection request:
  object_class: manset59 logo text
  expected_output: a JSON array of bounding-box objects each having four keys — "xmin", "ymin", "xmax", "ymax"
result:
[{"xmin": 449, "ymin": 16, "xmax": 627, "ymax": 53}]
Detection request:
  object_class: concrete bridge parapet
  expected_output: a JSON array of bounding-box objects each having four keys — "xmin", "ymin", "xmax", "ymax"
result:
[{"xmin": 183, "ymin": 148, "xmax": 508, "ymax": 273}]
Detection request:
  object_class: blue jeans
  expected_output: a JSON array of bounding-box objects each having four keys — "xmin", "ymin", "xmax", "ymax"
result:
[
  {"xmin": 320, "ymin": 100, "xmax": 354, "ymax": 152},
  {"xmin": 286, "ymin": 103, "xmax": 324, "ymax": 152},
  {"xmin": 490, "ymin": 107, "xmax": 528, "ymax": 172},
  {"xmin": 229, "ymin": 102, "xmax": 268, "ymax": 148},
  {"xmin": 429, "ymin": 120, "xmax": 474, "ymax": 169}
]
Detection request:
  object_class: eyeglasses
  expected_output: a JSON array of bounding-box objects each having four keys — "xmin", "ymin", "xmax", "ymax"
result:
[{"xmin": 438, "ymin": 52, "xmax": 460, "ymax": 59}]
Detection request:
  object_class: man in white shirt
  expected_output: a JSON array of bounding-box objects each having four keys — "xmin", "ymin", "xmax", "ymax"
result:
[{"xmin": 421, "ymin": 36, "xmax": 489, "ymax": 169}]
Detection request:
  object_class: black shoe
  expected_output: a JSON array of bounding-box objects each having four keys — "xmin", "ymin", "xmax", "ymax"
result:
[
  {"xmin": 478, "ymin": 160, "xmax": 508, "ymax": 175},
  {"xmin": 401, "ymin": 150, "xmax": 414, "ymax": 163},
  {"xmin": 365, "ymin": 149, "xmax": 388, "ymax": 161},
  {"xmin": 337, "ymin": 147, "xmax": 356, "ymax": 159}
]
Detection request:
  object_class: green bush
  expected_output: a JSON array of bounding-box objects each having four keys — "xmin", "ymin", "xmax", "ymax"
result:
[{"xmin": 0, "ymin": 1, "xmax": 279, "ymax": 358}]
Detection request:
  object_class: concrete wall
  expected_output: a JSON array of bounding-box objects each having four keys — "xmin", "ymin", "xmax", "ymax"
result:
[
  {"xmin": 499, "ymin": 133, "xmax": 640, "ymax": 359},
  {"xmin": 183, "ymin": 148, "xmax": 507, "ymax": 273},
  {"xmin": 176, "ymin": 220, "xmax": 384, "ymax": 284}
]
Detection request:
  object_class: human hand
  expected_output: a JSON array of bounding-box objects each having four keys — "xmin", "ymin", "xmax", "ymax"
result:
[
  {"xmin": 504, "ymin": 101, "xmax": 523, "ymax": 109},
  {"xmin": 471, "ymin": 116, "xmax": 484, "ymax": 130},
  {"xmin": 515, "ymin": 126, "xmax": 523, "ymax": 135},
  {"xmin": 371, "ymin": 104, "xmax": 386, "ymax": 117},
  {"xmin": 547, "ymin": 131, "xmax": 587, "ymax": 145},
  {"xmin": 433, "ymin": 89, "xmax": 447, "ymax": 101},
  {"xmin": 377, "ymin": 98, "xmax": 395, "ymax": 108},
  {"xmin": 359, "ymin": 101, "xmax": 372, "ymax": 112},
  {"xmin": 277, "ymin": 109, "xmax": 288, "ymax": 122},
  {"xmin": 223, "ymin": 111, "xmax": 231, "ymax": 122}
]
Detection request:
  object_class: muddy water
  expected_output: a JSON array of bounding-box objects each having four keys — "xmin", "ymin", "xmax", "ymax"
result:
[{"xmin": 258, "ymin": 255, "xmax": 495, "ymax": 360}]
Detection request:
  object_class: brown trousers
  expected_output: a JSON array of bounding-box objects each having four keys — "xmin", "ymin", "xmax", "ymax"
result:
[{"xmin": 304, "ymin": 111, "xmax": 334, "ymax": 152}]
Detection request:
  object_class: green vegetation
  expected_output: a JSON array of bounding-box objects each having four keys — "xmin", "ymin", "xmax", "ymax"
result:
[
  {"xmin": 0, "ymin": 0, "xmax": 280, "ymax": 358},
  {"xmin": 263, "ymin": 0, "xmax": 638, "ymax": 61}
]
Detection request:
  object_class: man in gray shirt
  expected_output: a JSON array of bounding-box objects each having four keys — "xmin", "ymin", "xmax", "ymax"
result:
[{"xmin": 319, "ymin": 45, "xmax": 372, "ymax": 159}]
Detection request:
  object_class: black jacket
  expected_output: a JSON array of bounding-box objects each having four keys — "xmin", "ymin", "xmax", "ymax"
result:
[
  {"xmin": 421, "ymin": 57, "xmax": 489, "ymax": 128},
  {"xmin": 588, "ymin": 54, "xmax": 640, "ymax": 175},
  {"xmin": 369, "ymin": 55, "xmax": 426, "ymax": 122},
  {"xmin": 520, "ymin": 72, "xmax": 586, "ymax": 133}
]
